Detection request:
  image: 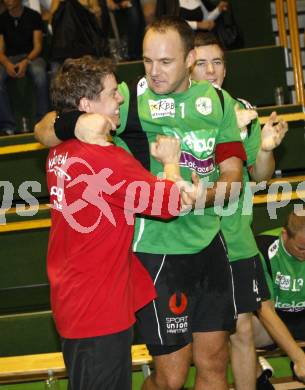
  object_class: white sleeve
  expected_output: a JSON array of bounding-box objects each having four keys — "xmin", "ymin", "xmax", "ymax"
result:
[
  {"xmin": 201, "ymin": 3, "xmax": 221, "ymax": 21},
  {"xmin": 187, "ymin": 20, "xmax": 198, "ymax": 30}
]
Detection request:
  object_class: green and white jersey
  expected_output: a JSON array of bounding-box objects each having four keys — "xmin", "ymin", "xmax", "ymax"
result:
[
  {"xmin": 257, "ymin": 232, "xmax": 305, "ymax": 312},
  {"xmin": 117, "ymin": 77, "xmax": 242, "ymax": 254},
  {"xmin": 220, "ymin": 98, "xmax": 261, "ymax": 261}
]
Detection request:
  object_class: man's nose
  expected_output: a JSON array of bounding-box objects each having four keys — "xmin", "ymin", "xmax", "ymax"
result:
[
  {"xmin": 150, "ymin": 62, "xmax": 160, "ymax": 76},
  {"xmin": 206, "ymin": 62, "xmax": 215, "ymax": 73}
]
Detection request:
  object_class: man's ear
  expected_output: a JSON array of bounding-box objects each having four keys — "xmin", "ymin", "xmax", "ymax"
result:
[
  {"xmin": 78, "ymin": 97, "xmax": 91, "ymax": 113},
  {"xmin": 186, "ymin": 49, "xmax": 196, "ymax": 69},
  {"xmin": 282, "ymin": 228, "xmax": 288, "ymax": 243}
]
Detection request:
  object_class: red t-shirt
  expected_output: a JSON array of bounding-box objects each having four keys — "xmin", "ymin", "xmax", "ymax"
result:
[{"xmin": 47, "ymin": 140, "xmax": 180, "ymax": 338}]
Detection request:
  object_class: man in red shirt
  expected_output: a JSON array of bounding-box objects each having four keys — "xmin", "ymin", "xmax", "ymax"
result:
[{"xmin": 47, "ymin": 55, "xmax": 189, "ymax": 390}]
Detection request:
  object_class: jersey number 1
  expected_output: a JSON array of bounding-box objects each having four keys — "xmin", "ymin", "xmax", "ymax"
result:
[{"xmin": 179, "ymin": 103, "xmax": 185, "ymax": 118}]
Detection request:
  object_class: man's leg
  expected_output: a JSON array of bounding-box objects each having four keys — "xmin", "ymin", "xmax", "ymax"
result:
[
  {"xmin": 62, "ymin": 328, "xmax": 133, "ymax": 390},
  {"xmin": 193, "ymin": 331, "xmax": 230, "ymax": 390},
  {"xmin": 27, "ymin": 57, "xmax": 49, "ymax": 121},
  {"xmin": 229, "ymin": 255, "xmax": 271, "ymax": 390},
  {"xmin": 189, "ymin": 234, "xmax": 236, "ymax": 390},
  {"xmin": 0, "ymin": 62, "xmax": 17, "ymax": 133},
  {"xmin": 252, "ymin": 314, "xmax": 274, "ymax": 348},
  {"xmin": 135, "ymin": 252, "xmax": 199, "ymax": 390},
  {"xmin": 230, "ymin": 313, "xmax": 256, "ymax": 390},
  {"xmin": 142, "ymin": 344, "xmax": 192, "ymax": 390}
]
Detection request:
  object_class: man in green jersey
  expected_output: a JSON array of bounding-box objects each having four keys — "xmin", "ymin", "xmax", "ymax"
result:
[
  {"xmin": 35, "ymin": 17, "xmax": 247, "ymax": 390},
  {"xmin": 255, "ymin": 212, "xmax": 305, "ymax": 384},
  {"xmin": 191, "ymin": 32, "xmax": 288, "ymax": 390}
]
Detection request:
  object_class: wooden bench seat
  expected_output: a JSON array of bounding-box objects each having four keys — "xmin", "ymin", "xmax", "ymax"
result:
[
  {"xmin": 0, "ymin": 344, "xmax": 152, "ymax": 384},
  {"xmin": 2, "ymin": 342, "xmax": 305, "ymax": 385},
  {"xmin": 256, "ymin": 341, "xmax": 305, "ymax": 358}
]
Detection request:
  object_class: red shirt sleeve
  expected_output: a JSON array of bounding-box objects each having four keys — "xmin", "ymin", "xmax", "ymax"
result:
[{"xmin": 215, "ymin": 142, "xmax": 247, "ymax": 165}]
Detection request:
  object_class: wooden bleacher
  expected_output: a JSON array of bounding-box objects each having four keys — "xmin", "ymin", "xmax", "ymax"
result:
[
  {"xmin": 0, "ymin": 345, "xmax": 152, "ymax": 384},
  {"xmin": 1, "ymin": 342, "xmax": 305, "ymax": 385}
]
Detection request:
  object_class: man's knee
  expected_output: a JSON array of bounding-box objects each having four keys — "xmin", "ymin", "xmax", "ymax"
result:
[
  {"xmin": 150, "ymin": 369, "xmax": 187, "ymax": 390},
  {"xmin": 193, "ymin": 331, "xmax": 229, "ymax": 371},
  {"xmin": 231, "ymin": 313, "xmax": 254, "ymax": 346},
  {"xmin": 150, "ymin": 345, "xmax": 192, "ymax": 390}
]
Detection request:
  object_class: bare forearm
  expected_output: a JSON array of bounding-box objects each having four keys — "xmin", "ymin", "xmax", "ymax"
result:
[
  {"xmin": 205, "ymin": 158, "xmax": 243, "ymax": 207},
  {"xmin": 258, "ymin": 304, "xmax": 305, "ymax": 364},
  {"xmin": 34, "ymin": 111, "xmax": 61, "ymax": 147},
  {"xmin": 0, "ymin": 51, "xmax": 10, "ymax": 67},
  {"xmin": 251, "ymin": 150, "xmax": 275, "ymax": 182},
  {"xmin": 163, "ymin": 163, "xmax": 180, "ymax": 182},
  {"xmin": 26, "ymin": 46, "xmax": 42, "ymax": 61}
]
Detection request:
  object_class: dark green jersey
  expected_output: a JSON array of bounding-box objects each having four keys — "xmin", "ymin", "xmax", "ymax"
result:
[
  {"xmin": 116, "ymin": 78, "xmax": 243, "ymax": 254},
  {"xmin": 257, "ymin": 232, "xmax": 305, "ymax": 312},
  {"xmin": 220, "ymin": 98, "xmax": 261, "ymax": 261}
]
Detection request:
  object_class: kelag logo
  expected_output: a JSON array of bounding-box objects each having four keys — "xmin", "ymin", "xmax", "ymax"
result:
[{"xmin": 169, "ymin": 292, "xmax": 188, "ymax": 315}]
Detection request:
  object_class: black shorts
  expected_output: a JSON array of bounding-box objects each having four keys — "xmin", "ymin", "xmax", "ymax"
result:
[
  {"xmin": 230, "ymin": 254, "xmax": 270, "ymax": 314},
  {"xmin": 276, "ymin": 310, "xmax": 305, "ymax": 341},
  {"xmin": 135, "ymin": 233, "xmax": 237, "ymax": 355},
  {"xmin": 61, "ymin": 328, "xmax": 133, "ymax": 390}
]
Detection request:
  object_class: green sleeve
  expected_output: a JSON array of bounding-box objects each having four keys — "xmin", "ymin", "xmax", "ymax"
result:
[
  {"xmin": 116, "ymin": 82, "xmax": 130, "ymax": 135},
  {"xmin": 243, "ymin": 117, "xmax": 261, "ymax": 167},
  {"xmin": 217, "ymin": 89, "xmax": 242, "ymax": 144},
  {"xmin": 260, "ymin": 227, "xmax": 282, "ymax": 236}
]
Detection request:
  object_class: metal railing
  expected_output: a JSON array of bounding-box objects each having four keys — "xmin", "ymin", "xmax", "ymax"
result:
[{"xmin": 275, "ymin": 0, "xmax": 305, "ymax": 106}]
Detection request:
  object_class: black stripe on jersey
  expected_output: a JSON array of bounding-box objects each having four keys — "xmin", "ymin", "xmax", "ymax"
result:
[
  {"xmin": 256, "ymin": 235, "xmax": 277, "ymax": 277},
  {"xmin": 213, "ymin": 86, "xmax": 225, "ymax": 115},
  {"xmin": 120, "ymin": 81, "xmax": 151, "ymax": 171}
]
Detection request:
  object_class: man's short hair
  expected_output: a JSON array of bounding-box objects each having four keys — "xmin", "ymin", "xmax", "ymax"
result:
[
  {"xmin": 51, "ymin": 55, "xmax": 115, "ymax": 112},
  {"xmin": 284, "ymin": 211, "xmax": 305, "ymax": 238},
  {"xmin": 194, "ymin": 32, "xmax": 225, "ymax": 57},
  {"xmin": 194, "ymin": 32, "xmax": 223, "ymax": 48},
  {"xmin": 146, "ymin": 16, "xmax": 194, "ymax": 58}
]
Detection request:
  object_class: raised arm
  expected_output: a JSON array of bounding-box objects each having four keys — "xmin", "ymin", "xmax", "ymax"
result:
[
  {"xmin": 34, "ymin": 111, "xmax": 61, "ymax": 147},
  {"xmin": 34, "ymin": 112, "xmax": 116, "ymax": 147},
  {"xmin": 150, "ymin": 135, "xmax": 181, "ymax": 182},
  {"xmin": 250, "ymin": 112, "xmax": 288, "ymax": 182}
]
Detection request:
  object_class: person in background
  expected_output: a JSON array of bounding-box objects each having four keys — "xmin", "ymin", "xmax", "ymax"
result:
[
  {"xmin": 156, "ymin": 0, "xmax": 228, "ymax": 31},
  {"xmin": 191, "ymin": 31, "xmax": 288, "ymax": 390},
  {"xmin": 47, "ymin": 0, "xmax": 107, "ymax": 76},
  {"xmin": 106, "ymin": 0, "xmax": 145, "ymax": 60},
  {"xmin": 0, "ymin": 0, "xmax": 6, "ymax": 12},
  {"xmin": 254, "ymin": 212, "xmax": 305, "ymax": 387},
  {"xmin": 141, "ymin": 0, "xmax": 155, "ymax": 24},
  {"xmin": 0, "ymin": 0, "xmax": 49, "ymax": 135}
]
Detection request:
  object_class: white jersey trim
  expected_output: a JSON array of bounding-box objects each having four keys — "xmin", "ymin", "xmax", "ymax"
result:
[{"xmin": 133, "ymin": 217, "xmax": 145, "ymax": 252}]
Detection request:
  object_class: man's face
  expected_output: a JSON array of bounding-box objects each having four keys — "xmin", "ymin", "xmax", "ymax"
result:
[
  {"xmin": 87, "ymin": 74, "xmax": 124, "ymax": 126},
  {"xmin": 4, "ymin": 0, "xmax": 22, "ymax": 11},
  {"xmin": 192, "ymin": 44, "xmax": 226, "ymax": 87},
  {"xmin": 282, "ymin": 229, "xmax": 305, "ymax": 261},
  {"xmin": 143, "ymin": 28, "xmax": 195, "ymax": 95}
]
